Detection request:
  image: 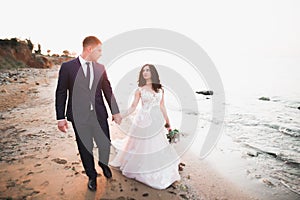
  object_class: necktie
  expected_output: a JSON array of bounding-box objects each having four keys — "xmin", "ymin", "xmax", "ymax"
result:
[{"xmin": 86, "ymin": 62, "xmax": 90, "ymax": 89}]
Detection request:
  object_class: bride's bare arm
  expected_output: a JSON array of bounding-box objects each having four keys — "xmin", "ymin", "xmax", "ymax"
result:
[
  {"xmin": 160, "ymin": 89, "xmax": 171, "ymax": 129},
  {"xmin": 121, "ymin": 89, "xmax": 141, "ymax": 118}
]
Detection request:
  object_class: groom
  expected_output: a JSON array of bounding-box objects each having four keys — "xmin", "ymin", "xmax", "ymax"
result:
[{"xmin": 55, "ymin": 36, "xmax": 121, "ymax": 191}]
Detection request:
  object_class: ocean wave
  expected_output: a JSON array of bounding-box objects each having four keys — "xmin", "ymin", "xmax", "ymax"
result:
[
  {"xmin": 260, "ymin": 123, "xmax": 300, "ymax": 138},
  {"xmin": 279, "ymin": 126, "xmax": 300, "ymax": 138},
  {"xmin": 243, "ymin": 143, "xmax": 300, "ymax": 168},
  {"xmin": 280, "ymin": 180, "xmax": 300, "ymax": 196}
]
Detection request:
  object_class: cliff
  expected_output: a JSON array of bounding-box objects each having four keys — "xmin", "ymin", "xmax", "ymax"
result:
[{"xmin": 0, "ymin": 38, "xmax": 53, "ymax": 69}]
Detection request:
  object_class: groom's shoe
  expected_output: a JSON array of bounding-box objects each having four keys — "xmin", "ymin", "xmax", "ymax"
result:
[
  {"xmin": 87, "ymin": 177, "xmax": 97, "ymax": 191},
  {"xmin": 98, "ymin": 162, "xmax": 112, "ymax": 178}
]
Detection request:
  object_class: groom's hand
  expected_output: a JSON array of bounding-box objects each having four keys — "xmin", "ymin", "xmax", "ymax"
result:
[
  {"xmin": 57, "ymin": 119, "xmax": 68, "ymax": 133},
  {"xmin": 112, "ymin": 113, "xmax": 122, "ymax": 125}
]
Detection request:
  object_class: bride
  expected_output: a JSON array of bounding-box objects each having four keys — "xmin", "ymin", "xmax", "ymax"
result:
[{"xmin": 110, "ymin": 64, "xmax": 180, "ymax": 189}]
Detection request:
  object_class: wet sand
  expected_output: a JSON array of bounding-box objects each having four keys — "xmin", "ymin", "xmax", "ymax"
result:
[{"xmin": 0, "ymin": 67, "xmax": 255, "ymax": 199}]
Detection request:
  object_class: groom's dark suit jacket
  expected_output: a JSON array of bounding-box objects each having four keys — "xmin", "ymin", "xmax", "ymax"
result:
[{"xmin": 55, "ymin": 57, "xmax": 119, "ymax": 124}]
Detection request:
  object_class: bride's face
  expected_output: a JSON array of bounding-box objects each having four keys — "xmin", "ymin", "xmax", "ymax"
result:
[{"xmin": 142, "ymin": 66, "xmax": 152, "ymax": 80}]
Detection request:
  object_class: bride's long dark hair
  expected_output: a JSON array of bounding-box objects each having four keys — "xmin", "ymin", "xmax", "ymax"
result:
[{"xmin": 138, "ymin": 64, "xmax": 162, "ymax": 92}]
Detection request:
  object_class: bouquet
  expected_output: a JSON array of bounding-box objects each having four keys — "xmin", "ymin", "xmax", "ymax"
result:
[
  {"xmin": 166, "ymin": 129, "xmax": 180, "ymax": 143},
  {"xmin": 165, "ymin": 123, "xmax": 180, "ymax": 143}
]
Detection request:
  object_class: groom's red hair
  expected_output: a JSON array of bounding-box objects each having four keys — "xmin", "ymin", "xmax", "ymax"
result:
[{"xmin": 82, "ymin": 36, "xmax": 102, "ymax": 48}]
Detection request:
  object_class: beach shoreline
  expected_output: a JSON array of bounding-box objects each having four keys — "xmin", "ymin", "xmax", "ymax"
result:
[{"xmin": 1, "ymin": 67, "xmax": 257, "ymax": 199}]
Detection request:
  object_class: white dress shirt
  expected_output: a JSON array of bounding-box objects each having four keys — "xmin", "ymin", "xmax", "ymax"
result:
[
  {"xmin": 78, "ymin": 55, "xmax": 94, "ymax": 89},
  {"xmin": 79, "ymin": 55, "xmax": 94, "ymax": 110}
]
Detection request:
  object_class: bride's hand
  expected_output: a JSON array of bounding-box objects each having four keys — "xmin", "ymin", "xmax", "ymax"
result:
[
  {"xmin": 164, "ymin": 122, "xmax": 171, "ymax": 131},
  {"xmin": 112, "ymin": 113, "xmax": 122, "ymax": 125}
]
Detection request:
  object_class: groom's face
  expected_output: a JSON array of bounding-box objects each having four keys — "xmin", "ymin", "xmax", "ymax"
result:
[{"xmin": 88, "ymin": 44, "xmax": 102, "ymax": 61}]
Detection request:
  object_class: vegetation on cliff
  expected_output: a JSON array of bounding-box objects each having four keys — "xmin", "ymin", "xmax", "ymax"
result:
[{"xmin": 0, "ymin": 38, "xmax": 73, "ymax": 69}]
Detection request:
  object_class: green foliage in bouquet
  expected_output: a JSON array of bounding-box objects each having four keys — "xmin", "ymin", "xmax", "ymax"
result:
[{"xmin": 166, "ymin": 129, "xmax": 180, "ymax": 143}]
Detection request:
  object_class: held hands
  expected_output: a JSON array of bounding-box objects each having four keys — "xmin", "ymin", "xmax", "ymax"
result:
[
  {"xmin": 112, "ymin": 113, "xmax": 122, "ymax": 125},
  {"xmin": 58, "ymin": 119, "xmax": 68, "ymax": 133}
]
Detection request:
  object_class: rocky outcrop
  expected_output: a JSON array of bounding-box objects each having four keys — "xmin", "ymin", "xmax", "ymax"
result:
[{"xmin": 0, "ymin": 38, "xmax": 53, "ymax": 69}]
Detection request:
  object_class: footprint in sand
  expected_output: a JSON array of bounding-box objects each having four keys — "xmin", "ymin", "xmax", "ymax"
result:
[
  {"xmin": 40, "ymin": 180, "xmax": 49, "ymax": 188},
  {"xmin": 51, "ymin": 158, "xmax": 67, "ymax": 164},
  {"xmin": 22, "ymin": 179, "xmax": 31, "ymax": 184}
]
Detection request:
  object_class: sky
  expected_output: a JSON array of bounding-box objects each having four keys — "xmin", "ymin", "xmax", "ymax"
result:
[
  {"xmin": 1, "ymin": 0, "xmax": 299, "ymax": 57},
  {"xmin": 1, "ymin": 0, "xmax": 300, "ymax": 96}
]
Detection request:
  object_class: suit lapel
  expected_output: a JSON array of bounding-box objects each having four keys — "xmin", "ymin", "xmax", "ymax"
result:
[{"xmin": 73, "ymin": 57, "xmax": 82, "ymax": 79}]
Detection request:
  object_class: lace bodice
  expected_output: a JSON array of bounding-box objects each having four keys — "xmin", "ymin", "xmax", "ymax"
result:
[{"xmin": 139, "ymin": 87, "xmax": 162, "ymax": 111}]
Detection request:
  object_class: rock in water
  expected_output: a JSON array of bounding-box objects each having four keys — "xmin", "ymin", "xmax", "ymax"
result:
[
  {"xmin": 259, "ymin": 97, "xmax": 270, "ymax": 101},
  {"xmin": 196, "ymin": 90, "xmax": 213, "ymax": 95}
]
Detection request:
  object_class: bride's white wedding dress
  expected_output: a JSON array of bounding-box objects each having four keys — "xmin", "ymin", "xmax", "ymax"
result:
[{"xmin": 110, "ymin": 87, "xmax": 180, "ymax": 189}]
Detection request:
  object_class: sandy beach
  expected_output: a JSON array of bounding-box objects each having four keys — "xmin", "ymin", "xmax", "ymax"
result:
[{"xmin": 0, "ymin": 67, "xmax": 256, "ymax": 200}]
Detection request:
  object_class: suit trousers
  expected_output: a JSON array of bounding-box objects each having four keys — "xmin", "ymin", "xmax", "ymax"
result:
[{"xmin": 71, "ymin": 110, "xmax": 110, "ymax": 179}]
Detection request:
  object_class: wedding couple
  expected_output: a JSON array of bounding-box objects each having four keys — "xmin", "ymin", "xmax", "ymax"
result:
[{"xmin": 55, "ymin": 36, "xmax": 180, "ymax": 191}]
